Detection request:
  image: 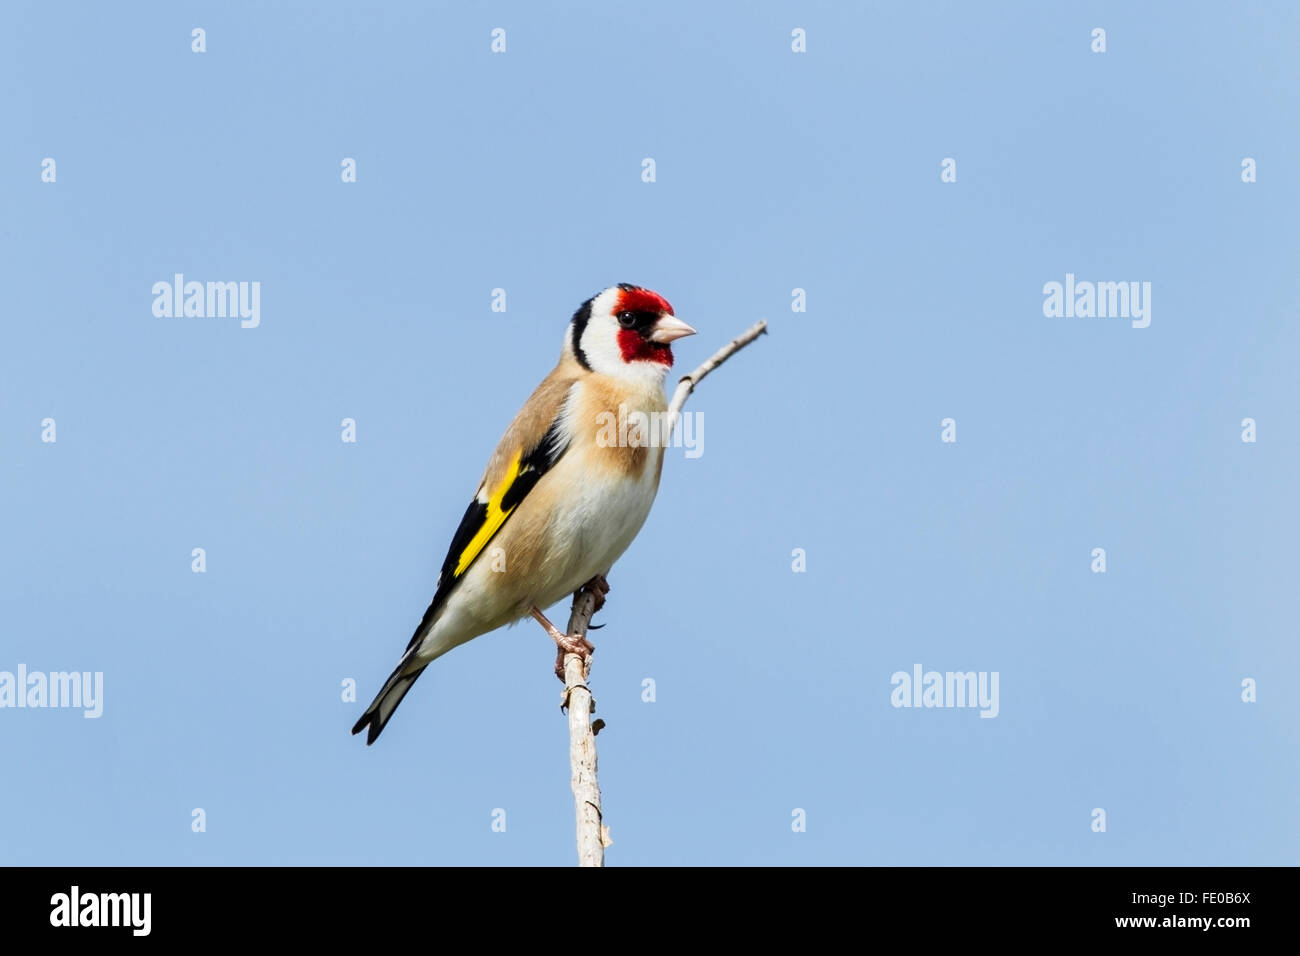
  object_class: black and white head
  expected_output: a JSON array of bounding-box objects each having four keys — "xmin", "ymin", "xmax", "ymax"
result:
[{"xmin": 565, "ymin": 283, "xmax": 696, "ymax": 385}]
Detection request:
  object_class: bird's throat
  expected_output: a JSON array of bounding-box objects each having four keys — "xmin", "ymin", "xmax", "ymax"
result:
[{"xmin": 616, "ymin": 328, "xmax": 673, "ymax": 366}]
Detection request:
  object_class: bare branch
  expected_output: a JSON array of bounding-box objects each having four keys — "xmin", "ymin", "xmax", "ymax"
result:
[
  {"xmin": 559, "ymin": 318, "xmax": 768, "ymax": 867},
  {"xmin": 561, "ymin": 586, "xmax": 606, "ymax": 867},
  {"xmin": 666, "ymin": 319, "xmax": 768, "ymax": 439}
]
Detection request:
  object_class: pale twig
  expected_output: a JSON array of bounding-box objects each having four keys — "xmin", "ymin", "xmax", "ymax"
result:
[
  {"xmin": 666, "ymin": 319, "xmax": 768, "ymax": 441},
  {"xmin": 560, "ymin": 318, "xmax": 768, "ymax": 867},
  {"xmin": 561, "ymin": 586, "xmax": 606, "ymax": 867}
]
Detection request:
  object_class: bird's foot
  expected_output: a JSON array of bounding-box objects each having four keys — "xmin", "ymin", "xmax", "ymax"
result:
[
  {"xmin": 553, "ymin": 635, "xmax": 595, "ymax": 680},
  {"xmin": 581, "ymin": 574, "xmax": 611, "ymax": 613},
  {"xmin": 531, "ymin": 606, "xmax": 595, "ymax": 681}
]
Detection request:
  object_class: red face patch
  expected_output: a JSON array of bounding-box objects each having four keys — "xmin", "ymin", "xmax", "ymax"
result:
[
  {"xmin": 617, "ymin": 328, "xmax": 673, "ymax": 365},
  {"xmin": 616, "ymin": 286, "xmax": 674, "ymax": 316}
]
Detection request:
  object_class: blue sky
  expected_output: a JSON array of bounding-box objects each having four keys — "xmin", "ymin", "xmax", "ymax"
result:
[{"xmin": 1, "ymin": 1, "xmax": 1296, "ymax": 865}]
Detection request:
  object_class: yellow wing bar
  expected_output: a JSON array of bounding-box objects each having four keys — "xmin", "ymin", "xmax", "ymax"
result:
[{"xmin": 453, "ymin": 450, "xmax": 522, "ymax": 577}]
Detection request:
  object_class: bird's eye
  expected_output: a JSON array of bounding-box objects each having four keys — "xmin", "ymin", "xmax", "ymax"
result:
[{"xmin": 617, "ymin": 311, "xmax": 637, "ymax": 328}]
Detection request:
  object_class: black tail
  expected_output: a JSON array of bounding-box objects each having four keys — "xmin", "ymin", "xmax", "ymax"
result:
[{"xmin": 351, "ymin": 656, "xmax": 429, "ymax": 745}]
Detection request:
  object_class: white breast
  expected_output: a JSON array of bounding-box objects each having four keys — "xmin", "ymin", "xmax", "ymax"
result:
[{"xmin": 541, "ymin": 444, "xmax": 664, "ymax": 605}]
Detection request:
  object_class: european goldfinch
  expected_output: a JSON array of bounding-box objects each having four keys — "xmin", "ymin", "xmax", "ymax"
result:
[{"xmin": 352, "ymin": 284, "xmax": 696, "ymax": 745}]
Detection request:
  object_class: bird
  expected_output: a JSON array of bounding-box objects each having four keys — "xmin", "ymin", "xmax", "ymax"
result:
[{"xmin": 351, "ymin": 283, "xmax": 696, "ymax": 745}]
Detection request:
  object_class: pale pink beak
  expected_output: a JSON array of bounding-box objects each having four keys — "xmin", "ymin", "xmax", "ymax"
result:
[{"xmin": 649, "ymin": 314, "xmax": 697, "ymax": 344}]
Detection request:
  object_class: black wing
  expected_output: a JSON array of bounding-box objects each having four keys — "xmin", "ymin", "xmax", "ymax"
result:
[{"xmin": 404, "ymin": 414, "xmax": 570, "ymax": 651}]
